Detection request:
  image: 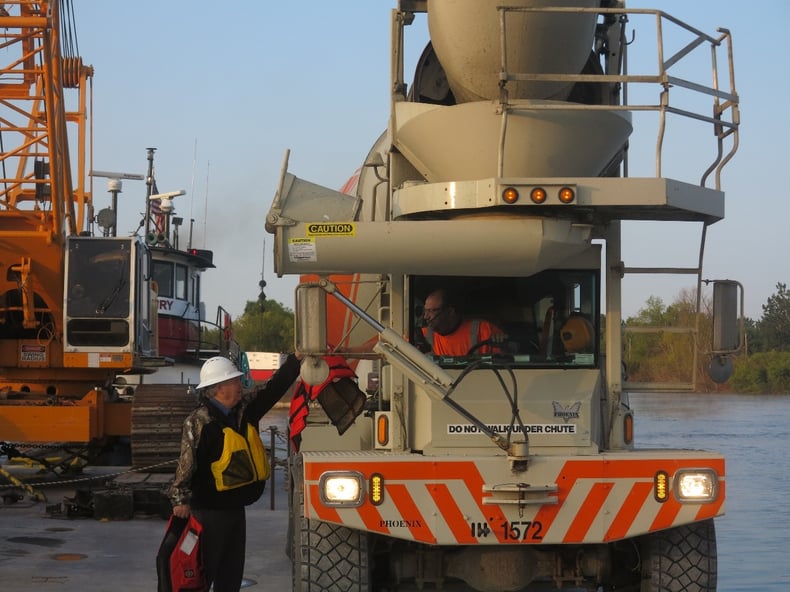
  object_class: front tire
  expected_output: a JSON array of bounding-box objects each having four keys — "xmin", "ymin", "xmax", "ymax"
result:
[
  {"xmin": 291, "ymin": 459, "xmax": 371, "ymax": 591},
  {"xmin": 640, "ymin": 520, "xmax": 717, "ymax": 592}
]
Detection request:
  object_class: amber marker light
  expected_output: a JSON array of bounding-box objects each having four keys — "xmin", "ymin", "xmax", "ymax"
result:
[
  {"xmin": 530, "ymin": 187, "xmax": 547, "ymax": 204},
  {"xmin": 370, "ymin": 473, "xmax": 384, "ymax": 505},
  {"xmin": 623, "ymin": 412, "xmax": 634, "ymax": 445},
  {"xmin": 502, "ymin": 187, "xmax": 519, "ymax": 204},
  {"xmin": 654, "ymin": 470, "xmax": 669, "ymax": 503},
  {"xmin": 558, "ymin": 186, "xmax": 575, "ymax": 203},
  {"xmin": 376, "ymin": 413, "xmax": 390, "ymax": 447}
]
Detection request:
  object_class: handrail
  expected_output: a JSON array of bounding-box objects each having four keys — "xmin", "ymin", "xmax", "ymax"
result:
[{"xmin": 497, "ymin": 6, "xmax": 739, "ymax": 190}]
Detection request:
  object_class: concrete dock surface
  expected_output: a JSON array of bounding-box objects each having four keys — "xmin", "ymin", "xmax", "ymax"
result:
[{"xmin": 0, "ymin": 463, "xmax": 292, "ymax": 591}]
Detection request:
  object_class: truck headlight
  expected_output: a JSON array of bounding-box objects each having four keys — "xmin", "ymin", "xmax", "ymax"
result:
[
  {"xmin": 319, "ymin": 471, "xmax": 364, "ymax": 507},
  {"xmin": 675, "ymin": 469, "xmax": 718, "ymax": 502}
]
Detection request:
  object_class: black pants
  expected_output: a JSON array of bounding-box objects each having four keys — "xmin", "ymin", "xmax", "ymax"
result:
[{"xmin": 192, "ymin": 507, "xmax": 246, "ymax": 592}]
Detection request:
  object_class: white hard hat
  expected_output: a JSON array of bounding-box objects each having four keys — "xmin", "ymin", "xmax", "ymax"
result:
[{"xmin": 197, "ymin": 356, "xmax": 244, "ymax": 390}]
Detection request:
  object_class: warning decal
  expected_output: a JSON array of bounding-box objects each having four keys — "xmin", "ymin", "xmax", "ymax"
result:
[
  {"xmin": 20, "ymin": 344, "xmax": 46, "ymax": 362},
  {"xmin": 447, "ymin": 423, "xmax": 577, "ymax": 435},
  {"xmin": 288, "ymin": 238, "xmax": 317, "ymax": 262},
  {"xmin": 306, "ymin": 222, "xmax": 355, "ymax": 237}
]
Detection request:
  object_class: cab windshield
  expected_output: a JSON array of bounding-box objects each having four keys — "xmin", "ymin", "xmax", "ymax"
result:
[{"xmin": 410, "ymin": 270, "xmax": 599, "ymax": 369}]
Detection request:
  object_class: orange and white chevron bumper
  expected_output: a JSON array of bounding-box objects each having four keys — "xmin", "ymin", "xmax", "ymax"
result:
[{"xmin": 302, "ymin": 450, "xmax": 725, "ymax": 545}]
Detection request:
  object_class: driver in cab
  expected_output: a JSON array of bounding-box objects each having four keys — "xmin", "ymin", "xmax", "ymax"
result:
[{"xmin": 421, "ymin": 288, "xmax": 504, "ymax": 356}]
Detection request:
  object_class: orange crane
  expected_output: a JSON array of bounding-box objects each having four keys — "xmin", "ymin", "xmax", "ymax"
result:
[
  {"xmin": 0, "ymin": 1, "xmax": 227, "ymax": 473},
  {"xmin": 0, "ymin": 1, "xmax": 122, "ymax": 446}
]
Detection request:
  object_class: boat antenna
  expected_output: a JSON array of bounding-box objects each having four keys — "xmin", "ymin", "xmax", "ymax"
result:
[
  {"xmin": 144, "ymin": 147, "xmax": 156, "ymax": 238},
  {"xmin": 202, "ymin": 161, "xmax": 210, "ymax": 249},
  {"xmin": 189, "ymin": 138, "xmax": 197, "ymax": 222}
]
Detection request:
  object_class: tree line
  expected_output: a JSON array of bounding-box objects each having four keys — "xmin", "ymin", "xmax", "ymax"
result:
[
  {"xmin": 623, "ymin": 283, "xmax": 790, "ymax": 394},
  {"xmin": 727, "ymin": 283, "xmax": 790, "ymax": 394}
]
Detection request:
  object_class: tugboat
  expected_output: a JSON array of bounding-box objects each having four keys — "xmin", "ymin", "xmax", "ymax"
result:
[{"xmin": 92, "ymin": 147, "xmax": 239, "ymax": 469}]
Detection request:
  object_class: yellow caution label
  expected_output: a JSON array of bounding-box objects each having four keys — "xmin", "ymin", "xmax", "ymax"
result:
[{"xmin": 306, "ymin": 222, "xmax": 355, "ymax": 237}]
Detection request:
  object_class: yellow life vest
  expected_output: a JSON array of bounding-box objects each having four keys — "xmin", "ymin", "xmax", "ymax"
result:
[{"xmin": 210, "ymin": 423, "xmax": 271, "ymax": 492}]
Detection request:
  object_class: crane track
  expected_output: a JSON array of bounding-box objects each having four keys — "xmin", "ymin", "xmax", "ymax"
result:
[{"xmin": 130, "ymin": 384, "xmax": 198, "ymax": 472}]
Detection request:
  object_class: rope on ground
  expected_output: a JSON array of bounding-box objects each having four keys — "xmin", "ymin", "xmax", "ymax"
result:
[
  {"xmin": 0, "ymin": 459, "xmax": 177, "ymax": 491},
  {"xmin": 0, "ymin": 463, "xmax": 46, "ymax": 502}
]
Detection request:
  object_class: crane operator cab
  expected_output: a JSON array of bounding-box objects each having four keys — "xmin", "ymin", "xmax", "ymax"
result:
[{"xmin": 64, "ymin": 235, "xmax": 157, "ymax": 365}]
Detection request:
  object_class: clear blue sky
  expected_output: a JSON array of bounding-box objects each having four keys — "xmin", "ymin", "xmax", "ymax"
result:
[{"xmin": 73, "ymin": 1, "xmax": 786, "ymax": 322}]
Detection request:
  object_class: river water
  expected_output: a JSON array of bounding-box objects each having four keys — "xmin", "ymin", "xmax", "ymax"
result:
[
  {"xmin": 629, "ymin": 392, "xmax": 790, "ymax": 591},
  {"xmin": 261, "ymin": 393, "xmax": 790, "ymax": 590}
]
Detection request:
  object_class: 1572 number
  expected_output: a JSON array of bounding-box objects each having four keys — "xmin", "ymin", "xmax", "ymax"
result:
[{"xmin": 469, "ymin": 520, "xmax": 543, "ymax": 541}]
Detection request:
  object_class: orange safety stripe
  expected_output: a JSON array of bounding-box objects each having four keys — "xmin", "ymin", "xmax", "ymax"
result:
[
  {"xmin": 303, "ymin": 456, "xmax": 725, "ymax": 544},
  {"xmin": 307, "ymin": 483, "xmax": 341, "ymax": 523},
  {"xmin": 547, "ymin": 458, "xmax": 725, "ymax": 542},
  {"xmin": 357, "ymin": 498, "xmax": 387, "ymax": 534},
  {"xmin": 306, "ymin": 460, "xmax": 511, "ymax": 543},
  {"xmin": 605, "ymin": 481, "xmax": 654, "ymax": 540},
  {"xmin": 650, "ymin": 495, "xmax": 682, "ymax": 531},
  {"xmin": 563, "ymin": 482, "xmax": 613, "ymax": 543},
  {"xmin": 387, "ymin": 483, "xmax": 436, "ymax": 544},
  {"xmin": 426, "ymin": 482, "xmax": 478, "ymax": 544}
]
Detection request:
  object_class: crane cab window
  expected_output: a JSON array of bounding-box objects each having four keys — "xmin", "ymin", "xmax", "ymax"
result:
[
  {"xmin": 65, "ymin": 238, "xmax": 132, "ymax": 347},
  {"xmin": 410, "ymin": 270, "xmax": 599, "ymax": 368}
]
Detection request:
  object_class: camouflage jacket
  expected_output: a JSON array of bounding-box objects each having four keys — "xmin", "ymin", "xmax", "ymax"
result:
[{"xmin": 168, "ymin": 354, "xmax": 300, "ymax": 509}]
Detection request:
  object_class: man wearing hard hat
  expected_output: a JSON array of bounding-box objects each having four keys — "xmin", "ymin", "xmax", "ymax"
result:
[{"xmin": 167, "ymin": 352, "xmax": 301, "ymax": 592}]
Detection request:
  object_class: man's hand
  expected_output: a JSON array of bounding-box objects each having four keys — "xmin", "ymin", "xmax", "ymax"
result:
[
  {"xmin": 490, "ymin": 332, "xmax": 507, "ymax": 345},
  {"xmin": 172, "ymin": 504, "xmax": 191, "ymax": 518}
]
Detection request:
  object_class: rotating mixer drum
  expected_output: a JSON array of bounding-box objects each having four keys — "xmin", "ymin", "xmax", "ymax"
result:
[
  {"xmin": 393, "ymin": 0, "xmax": 632, "ymax": 182},
  {"xmin": 428, "ymin": 0, "xmax": 600, "ymax": 103}
]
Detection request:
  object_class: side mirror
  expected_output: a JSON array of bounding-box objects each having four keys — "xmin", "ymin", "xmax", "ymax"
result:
[
  {"xmin": 707, "ymin": 280, "xmax": 743, "ymax": 384},
  {"xmin": 711, "ymin": 280, "xmax": 742, "ymax": 353}
]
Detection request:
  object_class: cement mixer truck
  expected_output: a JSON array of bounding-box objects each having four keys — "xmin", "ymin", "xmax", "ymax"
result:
[{"xmin": 265, "ymin": 1, "xmax": 740, "ymax": 590}]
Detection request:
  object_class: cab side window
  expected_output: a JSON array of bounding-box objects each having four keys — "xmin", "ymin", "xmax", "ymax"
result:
[
  {"xmin": 175, "ymin": 264, "xmax": 188, "ymax": 300},
  {"xmin": 152, "ymin": 261, "xmax": 173, "ymax": 298}
]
